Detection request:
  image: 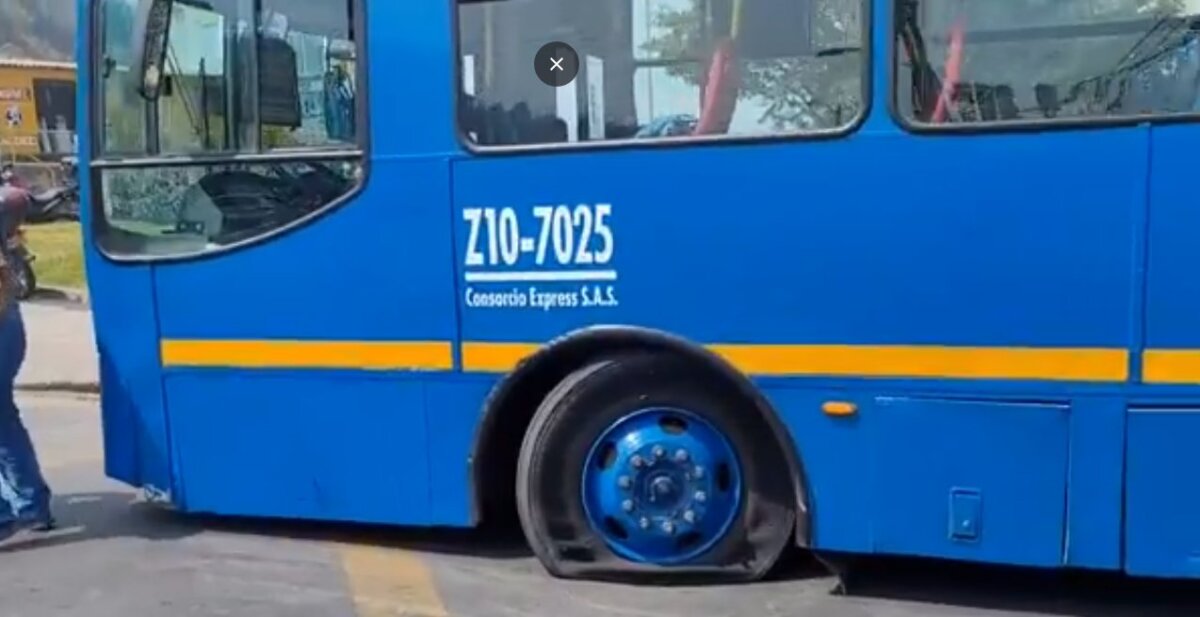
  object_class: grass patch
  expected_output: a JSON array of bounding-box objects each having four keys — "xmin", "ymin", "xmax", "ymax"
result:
[{"xmin": 24, "ymin": 222, "xmax": 86, "ymax": 290}]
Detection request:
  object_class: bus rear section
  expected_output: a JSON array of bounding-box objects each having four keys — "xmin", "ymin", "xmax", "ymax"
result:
[{"xmin": 81, "ymin": 0, "xmax": 1200, "ymax": 584}]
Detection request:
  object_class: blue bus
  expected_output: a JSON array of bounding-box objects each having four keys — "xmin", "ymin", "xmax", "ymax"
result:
[{"xmin": 81, "ymin": 0, "xmax": 1200, "ymax": 583}]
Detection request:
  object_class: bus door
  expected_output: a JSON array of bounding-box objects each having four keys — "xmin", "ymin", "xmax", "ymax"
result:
[
  {"xmin": 1133, "ymin": 4, "xmax": 1200, "ymax": 578},
  {"xmin": 89, "ymin": 0, "xmax": 457, "ymax": 523}
]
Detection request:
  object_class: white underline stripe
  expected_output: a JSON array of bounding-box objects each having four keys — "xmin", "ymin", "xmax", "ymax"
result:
[{"xmin": 464, "ymin": 270, "xmax": 618, "ymax": 283}]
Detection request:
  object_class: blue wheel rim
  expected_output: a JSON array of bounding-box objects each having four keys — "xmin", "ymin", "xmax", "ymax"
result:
[{"xmin": 580, "ymin": 407, "xmax": 743, "ymax": 565}]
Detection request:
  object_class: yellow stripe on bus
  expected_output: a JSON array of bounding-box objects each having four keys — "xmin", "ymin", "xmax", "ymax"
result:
[
  {"xmin": 1142, "ymin": 350, "xmax": 1200, "ymax": 384},
  {"xmin": 707, "ymin": 344, "xmax": 1128, "ymax": 382},
  {"xmin": 159, "ymin": 339, "xmax": 1132, "ymax": 383},
  {"xmin": 460, "ymin": 342, "xmax": 542, "ymax": 373},
  {"xmin": 160, "ymin": 340, "xmax": 454, "ymax": 371},
  {"xmin": 462, "ymin": 342, "xmax": 1129, "ymax": 382}
]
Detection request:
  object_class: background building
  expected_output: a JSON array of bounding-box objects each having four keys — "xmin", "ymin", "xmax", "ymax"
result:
[{"xmin": 0, "ymin": 57, "xmax": 77, "ymax": 164}]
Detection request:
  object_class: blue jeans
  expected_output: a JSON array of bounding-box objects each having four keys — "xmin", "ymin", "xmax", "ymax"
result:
[{"xmin": 0, "ymin": 304, "xmax": 51, "ymax": 526}]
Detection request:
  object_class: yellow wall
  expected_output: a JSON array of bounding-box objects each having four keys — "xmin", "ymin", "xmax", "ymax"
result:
[{"xmin": 0, "ymin": 64, "xmax": 76, "ymax": 158}]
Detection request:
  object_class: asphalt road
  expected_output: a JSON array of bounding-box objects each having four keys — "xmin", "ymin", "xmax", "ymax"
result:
[{"xmin": 2, "ymin": 393, "xmax": 1198, "ymax": 617}]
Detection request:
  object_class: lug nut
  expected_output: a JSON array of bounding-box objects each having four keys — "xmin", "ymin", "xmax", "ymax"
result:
[
  {"xmin": 692, "ymin": 466, "xmax": 705, "ymax": 479},
  {"xmin": 694, "ymin": 490, "xmax": 707, "ymax": 503},
  {"xmin": 639, "ymin": 517, "xmax": 651, "ymax": 530},
  {"xmin": 661, "ymin": 521, "xmax": 675, "ymax": 534},
  {"xmin": 622, "ymin": 499, "xmax": 635, "ymax": 512},
  {"xmin": 683, "ymin": 510, "xmax": 697, "ymax": 524},
  {"xmin": 618, "ymin": 475, "xmax": 632, "ymax": 489},
  {"xmin": 652, "ymin": 445, "xmax": 665, "ymax": 459},
  {"xmin": 631, "ymin": 455, "xmax": 645, "ymax": 469},
  {"xmin": 674, "ymin": 449, "xmax": 690, "ymax": 463}
]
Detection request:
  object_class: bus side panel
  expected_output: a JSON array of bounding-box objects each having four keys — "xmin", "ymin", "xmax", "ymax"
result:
[
  {"xmin": 1125, "ymin": 408, "xmax": 1200, "ymax": 577},
  {"xmin": 425, "ymin": 375, "xmax": 498, "ymax": 525},
  {"xmin": 451, "ymin": 130, "xmax": 1138, "ymax": 349},
  {"xmin": 775, "ymin": 388, "xmax": 1071, "ymax": 566},
  {"xmin": 152, "ymin": 158, "xmax": 457, "ymax": 343},
  {"xmin": 869, "ymin": 397, "xmax": 1069, "ymax": 567},
  {"xmin": 164, "ymin": 372, "xmax": 430, "ymax": 524},
  {"xmin": 152, "ymin": 157, "xmax": 458, "ymax": 524},
  {"xmin": 85, "ymin": 261, "xmax": 174, "ymax": 495},
  {"xmin": 1145, "ymin": 125, "xmax": 1200, "ymax": 355},
  {"xmin": 767, "ymin": 386, "xmax": 874, "ymax": 553},
  {"xmin": 1135, "ymin": 124, "xmax": 1200, "ymax": 577},
  {"xmin": 1063, "ymin": 397, "xmax": 1125, "ymax": 570}
]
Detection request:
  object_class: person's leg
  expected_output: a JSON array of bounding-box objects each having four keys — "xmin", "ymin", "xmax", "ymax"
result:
[
  {"xmin": 0, "ymin": 305, "xmax": 52, "ymax": 541},
  {"xmin": 0, "ymin": 391, "xmax": 52, "ymax": 521}
]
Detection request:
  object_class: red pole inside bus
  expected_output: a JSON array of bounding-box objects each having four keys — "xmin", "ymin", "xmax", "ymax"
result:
[
  {"xmin": 933, "ymin": 18, "xmax": 965, "ymax": 123},
  {"xmin": 695, "ymin": 0, "xmax": 744, "ymax": 135}
]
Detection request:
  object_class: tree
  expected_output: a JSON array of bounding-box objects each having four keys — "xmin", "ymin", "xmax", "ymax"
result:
[
  {"xmin": 640, "ymin": 0, "xmax": 863, "ymax": 131},
  {"xmin": 0, "ymin": 0, "xmax": 75, "ymax": 60}
]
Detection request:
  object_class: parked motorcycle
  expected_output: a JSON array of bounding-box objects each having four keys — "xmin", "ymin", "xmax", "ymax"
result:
[
  {"xmin": 25, "ymin": 184, "xmax": 80, "ymax": 224},
  {"xmin": 1, "ymin": 162, "xmax": 80, "ymax": 223}
]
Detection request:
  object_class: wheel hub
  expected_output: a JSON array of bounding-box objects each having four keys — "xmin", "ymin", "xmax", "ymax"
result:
[
  {"xmin": 581, "ymin": 408, "xmax": 743, "ymax": 565},
  {"xmin": 648, "ymin": 475, "xmax": 677, "ymax": 504}
]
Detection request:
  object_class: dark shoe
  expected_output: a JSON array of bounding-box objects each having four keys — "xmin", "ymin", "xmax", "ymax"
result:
[{"xmin": 17, "ymin": 511, "xmax": 55, "ymax": 533}]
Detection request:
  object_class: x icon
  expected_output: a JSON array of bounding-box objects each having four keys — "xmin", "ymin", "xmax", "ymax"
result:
[{"xmin": 550, "ymin": 57, "xmax": 564, "ymax": 72}]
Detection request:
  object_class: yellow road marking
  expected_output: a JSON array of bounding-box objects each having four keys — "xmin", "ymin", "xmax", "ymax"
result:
[{"xmin": 339, "ymin": 544, "xmax": 448, "ymax": 617}]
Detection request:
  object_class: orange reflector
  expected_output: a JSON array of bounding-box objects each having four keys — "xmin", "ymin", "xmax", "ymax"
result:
[{"xmin": 822, "ymin": 401, "xmax": 858, "ymax": 417}]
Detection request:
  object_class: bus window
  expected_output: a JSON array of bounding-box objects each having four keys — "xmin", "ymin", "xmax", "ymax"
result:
[
  {"xmin": 455, "ymin": 0, "xmax": 865, "ymax": 147},
  {"xmin": 98, "ymin": 0, "xmax": 147, "ymax": 154},
  {"xmin": 894, "ymin": 0, "xmax": 1200, "ymax": 127},
  {"xmin": 259, "ymin": 0, "xmax": 358, "ymax": 149},
  {"xmin": 93, "ymin": 0, "xmax": 362, "ymax": 259}
]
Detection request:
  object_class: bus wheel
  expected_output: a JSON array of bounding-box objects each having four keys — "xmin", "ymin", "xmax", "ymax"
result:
[{"xmin": 516, "ymin": 352, "xmax": 794, "ymax": 583}]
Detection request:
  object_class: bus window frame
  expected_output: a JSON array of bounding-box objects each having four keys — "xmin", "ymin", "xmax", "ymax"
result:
[
  {"xmin": 86, "ymin": 0, "xmax": 372, "ymax": 265},
  {"xmin": 888, "ymin": 6, "xmax": 1200, "ymax": 135},
  {"xmin": 449, "ymin": 0, "xmax": 874, "ymax": 156}
]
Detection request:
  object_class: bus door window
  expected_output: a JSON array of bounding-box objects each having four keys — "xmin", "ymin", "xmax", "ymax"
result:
[
  {"xmin": 92, "ymin": 0, "xmax": 364, "ymax": 259},
  {"xmin": 98, "ymin": 0, "xmax": 148, "ymax": 154}
]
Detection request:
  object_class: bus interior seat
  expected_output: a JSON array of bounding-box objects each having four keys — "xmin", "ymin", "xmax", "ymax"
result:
[
  {"xmin": 484, "ymin": 104, "xmax": 517, "ymax": 145},
  {"xmin": 1035, "ymin": 84, "xmax": 1060, "ymax": 118},
  {"xmin": 993, "ymin": 85, "xmax": 1019, "ymax": 120},
  {"xmin": 509, "ymin": 102, "xmax": 533, "ymax": 136},
  {"xmin": 459, "ymin": 94, "xmax": 569, "ymax": 146}
]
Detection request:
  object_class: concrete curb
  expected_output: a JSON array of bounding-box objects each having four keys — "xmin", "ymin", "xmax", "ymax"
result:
[
  {"xmin": 31, "ymin": 286, "xmax": 88, "ymax": 307},
  {"xmin": 16, "ymin": 382, "xmax": 100, "ymax": 395}
]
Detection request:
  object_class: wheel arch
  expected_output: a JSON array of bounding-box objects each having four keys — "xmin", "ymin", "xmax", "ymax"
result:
[{"xmin": 467, "ymin": 325, "xmax": 812, "ymax": 547}]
